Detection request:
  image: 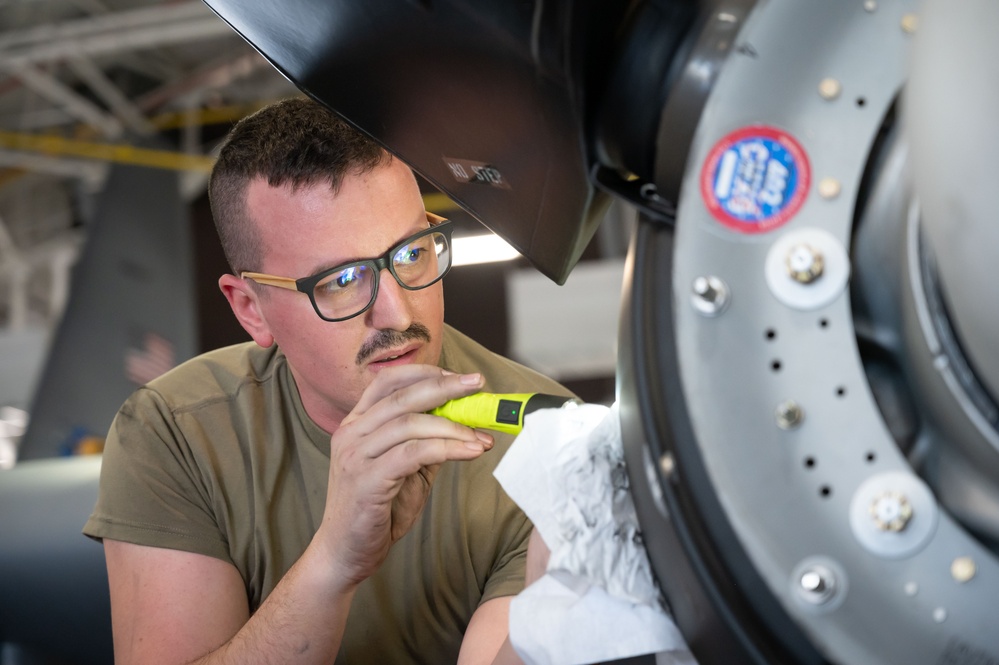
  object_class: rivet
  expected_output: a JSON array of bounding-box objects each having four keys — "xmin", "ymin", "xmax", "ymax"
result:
[
  {"xmin": 863, "ymin": 0, "xmax": 877, "ymax": 12},
  {"xmin": 904, "ymin": 581, "xmax": 918, "ymax": 597},
  {"xmin": 951, "ymin": 556, "xmax": 976, "ymax": 583},
  {"xmin": 659, "ymin": 453, "xmax": 675, "ymax": 477},
  {"xmin": 901, "ymin": 13, "xmax": 918, "ymax": 33},
  {"xmin": 933, "ymin": 607, "xmax": 947, "ymax": 623},
  {"xmin": 818, "ymin": 177, "xmax": 842, "ymax": 199},
  {"xmin": 818, "ymin": 78, "xmax": 842, "ymax": 100}
]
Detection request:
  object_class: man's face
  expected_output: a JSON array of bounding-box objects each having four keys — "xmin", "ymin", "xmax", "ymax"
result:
[{"xmin": 242, "ymin": 157, "xmax": 446, "ymax": 431}]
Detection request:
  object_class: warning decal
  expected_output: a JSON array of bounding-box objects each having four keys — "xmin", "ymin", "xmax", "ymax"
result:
[
  {"xmin": 442, "ymin": 156, "xmax": 511, "ymax": 190},
  {"xmin": 700, "ymin": 125, "xmax": 810, "ymax": 233}
]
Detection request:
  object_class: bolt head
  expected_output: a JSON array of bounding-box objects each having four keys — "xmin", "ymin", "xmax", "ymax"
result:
[
  {"xmin": 775, "ymin": 400, "xmax": 804, "ymax": 429},
  {"xmin": 691, "ymin": 275, "xmax": 729, "ymax": 316},
  {"xmin": 869, "ymin": 490, "xmax": 914, "ymax": 531},
  {"xmin": 786, "ymin": 243, "xmax": 825, "ymax": 284},
  {"xmin": 798, "ymin": 565, "xmax": 836, "ymax": 604}
]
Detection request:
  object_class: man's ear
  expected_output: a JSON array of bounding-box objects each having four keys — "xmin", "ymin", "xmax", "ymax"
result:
[{"xmin": 218, "ymin": 274, "xmax": 275, "ymax": 348}]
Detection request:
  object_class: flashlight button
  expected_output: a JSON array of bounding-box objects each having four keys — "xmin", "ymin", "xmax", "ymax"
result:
[{"xmin": 496, "ymin": 399, "xmax": 523, "ymax": 425}]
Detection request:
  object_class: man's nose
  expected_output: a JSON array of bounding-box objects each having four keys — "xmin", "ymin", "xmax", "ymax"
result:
[{"xmin": 365, "ymin": 270, "xmax": 413, "ymax": 331}]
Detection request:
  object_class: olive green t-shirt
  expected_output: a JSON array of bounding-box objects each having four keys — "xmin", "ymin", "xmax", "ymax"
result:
[{"xmin": 84, "ymin": 324, "xmax": 570, "ymax": 663}]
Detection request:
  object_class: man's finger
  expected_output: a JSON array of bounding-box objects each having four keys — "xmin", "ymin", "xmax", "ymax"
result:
[
  {"xmin": 347, "ymin": 366, "xmax": 485, "ymax": 433},
  {"xmin": 371, "ymin": 434, "xmax": 494, "ymax": 482},
  {"xmin": 351, "ymin": 364, "xmax": 448, "ymax": 416},
  {"xmin": 346, "ymin": 412, "xmax": 493, "ymax": 461}
]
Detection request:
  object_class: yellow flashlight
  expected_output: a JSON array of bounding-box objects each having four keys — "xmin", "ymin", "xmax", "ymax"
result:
[{"xmin": 429, "ymin": 393, "xmax": 581, "ymax": 435}]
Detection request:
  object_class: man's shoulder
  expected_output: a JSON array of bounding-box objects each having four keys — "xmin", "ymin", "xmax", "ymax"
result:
[
  {"xmin": 140, "ymin": 341, "xmax": 284, "ymax": 411},
  {"xmin": 441, "ymin": 325, "xmax": 571, "ymax": 397}
]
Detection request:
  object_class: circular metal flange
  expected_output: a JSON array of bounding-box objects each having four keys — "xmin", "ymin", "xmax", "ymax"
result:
[
  {"xmin": 849, "ymin": 471, "xmax": 939, "ymax": 559},
  {"xmin": 764, "ymin": 227, "xmax": 850, "ymax": 310}
]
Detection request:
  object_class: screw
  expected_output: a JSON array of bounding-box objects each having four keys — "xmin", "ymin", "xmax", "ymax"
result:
[
  {"xmin": 786, "ymin": 244, "xmax": 825, "ymax": 284},
  {"xmin": 799, "ymin": 565, "xmax": 837, "ymax": 604},
  {"xmin": 691, "ymin": 275, "xmax": 729, "ymax": 316},
  {"xmin": 776, "ymin": 400, "xmax": 804, "ymax": 429},
  {"xmin": 869, "ymin": 490, "xmax": 914, "ymax": 532}
]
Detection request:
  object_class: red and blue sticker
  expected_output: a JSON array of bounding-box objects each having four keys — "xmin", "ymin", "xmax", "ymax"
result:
[{"xmin": 700, "ymin": 125, "xmax": 810, "ymax": 233}]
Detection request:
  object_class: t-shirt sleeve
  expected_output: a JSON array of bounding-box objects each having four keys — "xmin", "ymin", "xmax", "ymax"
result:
[
  {"xmin": 453, "ymin": 425, "xmax": 533, "ymax": 607},
  {"xmin": 480, "ymin": 483, "xmax": 533, "ymax": 605},
  {"xmin": 82, "ymin": 388, "xmax": 232, "ymax": 564}
]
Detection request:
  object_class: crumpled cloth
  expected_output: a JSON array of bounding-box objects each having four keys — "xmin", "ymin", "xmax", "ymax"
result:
[{"xmin": 494, "ymin": 403, "xmax": 694, "ymax": 665}]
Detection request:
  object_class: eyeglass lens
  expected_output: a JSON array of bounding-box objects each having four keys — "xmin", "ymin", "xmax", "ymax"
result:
[{"xmin": 311, "ymin": 229, "xmax": 451, "ymax": 320}]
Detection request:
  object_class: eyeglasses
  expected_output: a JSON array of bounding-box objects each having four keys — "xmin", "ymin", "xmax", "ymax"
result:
[{"xmin": 241, "ymin": 212, "xmax": 453, "ymax": 322}]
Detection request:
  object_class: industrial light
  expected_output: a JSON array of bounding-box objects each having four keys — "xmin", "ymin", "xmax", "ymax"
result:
[{"xmin": 452, "ymin": 233, "xmax": 521, "ymax": 266}]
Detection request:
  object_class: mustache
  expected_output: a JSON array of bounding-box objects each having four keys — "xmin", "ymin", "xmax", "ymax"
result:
[{"xmin": 356, "ymin": 323, "xmax": 432, "ymax": 365}]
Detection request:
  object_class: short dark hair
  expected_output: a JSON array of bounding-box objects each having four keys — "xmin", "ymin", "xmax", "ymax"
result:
[{"xmin": 209, "ymin": 97, "xmax": 389, "ymax": 273}]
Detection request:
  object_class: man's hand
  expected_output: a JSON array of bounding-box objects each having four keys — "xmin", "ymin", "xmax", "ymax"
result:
[{"xmin": 317, "ymin": 364, "xmax": 494, "ymax": 589}]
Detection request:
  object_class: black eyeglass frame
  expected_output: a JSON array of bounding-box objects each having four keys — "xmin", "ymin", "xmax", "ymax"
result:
[{"xmin": 241, "ymin": 213, "xmax": 453, "ymax": 322}]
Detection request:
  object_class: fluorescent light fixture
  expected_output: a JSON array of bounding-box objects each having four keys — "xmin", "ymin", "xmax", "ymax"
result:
[{"xmin": 452, "ymin": 234, "xmax": 522, "ymax": 266}]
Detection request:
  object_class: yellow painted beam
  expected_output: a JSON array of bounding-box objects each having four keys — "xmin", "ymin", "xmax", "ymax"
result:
[
  {"xmin": 0, "ymin": 131, "xmax": 215, "ymax": 172},
  {"xmin": 149, "ymin": 103, "xmax": 271, "ymax": 131}
]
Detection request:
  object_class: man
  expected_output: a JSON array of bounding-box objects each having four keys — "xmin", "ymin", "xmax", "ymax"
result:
[{"xmin": 84, "ymin": 97, "xmax": 570, "ymax": 664}]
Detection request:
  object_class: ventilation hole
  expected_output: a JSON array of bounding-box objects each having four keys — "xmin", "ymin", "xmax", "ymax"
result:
[
  {"xmin": 836, "ymin": 386, "xmax": 847, "ymax": 397},
  {"xmin": 820, "ymin": 485, "xmax": 833, "ymax": 498},
  {"xmin": 866, "ymin": 451, "xmax": 877, "ymax": 463},
  {"xmin": 771, "ymin": 359, "xmax": 782, "ymax": 372},
  {"xmin": 765, "ymin": 328, "xmax": 777, "ymax": 341},
  {"xmin": 819, "ymin": 318, "xmax": 830, "ymax": 329},
  {"xmin": 856, "ymin": 97, "xmax": 867, "ymax": 107},
  {"xmin": 804, "ymin": 456, "xmax": 816, "ymax": 469}
]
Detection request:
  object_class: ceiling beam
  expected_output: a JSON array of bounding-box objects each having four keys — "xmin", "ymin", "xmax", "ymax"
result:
[
  {"xmin": 0, "ymin": 62, "xmax": 122, "ymax": 137},
  {"xmin": 0, "ymin": 149, "xmax": 107, "ymax": 186},
  {"xmin": 135, "ymin": 51, "xmax": 268, "ymax": 112},
  {"xmin": 65, "ymin": 55, "xmax": 155, "ymax": 136},
  {"xmin": 0, "ymin": 1, "xmax": 216, "ymax": 51},
  {"xmin": 0, "ymin": 17, "xmax": 236, "ymax": 66}
]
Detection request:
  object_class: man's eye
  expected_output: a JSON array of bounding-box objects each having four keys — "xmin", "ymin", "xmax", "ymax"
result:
[
  {"xmin": 394, "ymin": 245, "xmax": 425, "ymax": 266},
  {"xmin": 315, "ymin": 266, "xmax": 366, "ymax": 295},
  {"xmin": 335, "ymin": 266, "xmax": 364, "ymax": 287}
]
